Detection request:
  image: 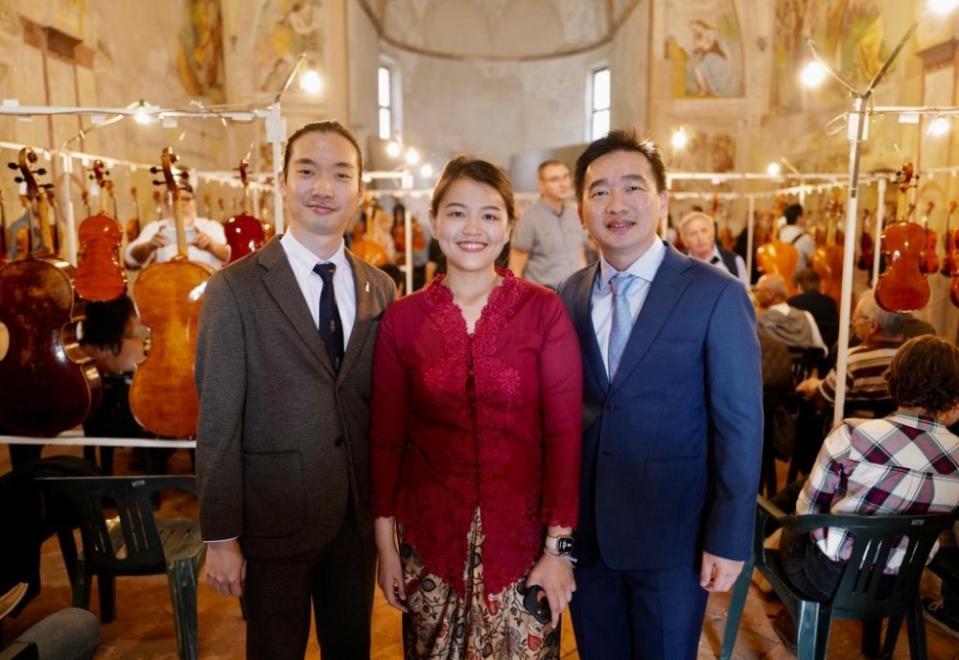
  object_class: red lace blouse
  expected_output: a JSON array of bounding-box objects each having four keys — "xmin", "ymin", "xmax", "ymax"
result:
[{"xmin": 370, "ymin": 271, "xmax": 582, "ymax": 597}]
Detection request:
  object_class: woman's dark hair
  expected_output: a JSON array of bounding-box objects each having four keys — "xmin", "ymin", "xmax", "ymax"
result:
[
  {"xmin": 430, "ymin": 156, "xmax": 516, "ymax": 222},
  {"xmin": 886, "ymin": 335, "xmax": 959, "ymax": 414},
  {"xmin": 574, "ymin": 128, "xmax": 666, "ymax": 202},
  {"xmin": 80, "ymin": 296, "xmax": 136, "ymax": 355}
]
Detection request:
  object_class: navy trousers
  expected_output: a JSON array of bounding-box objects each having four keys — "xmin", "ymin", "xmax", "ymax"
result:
[{"xmin": 570, "ymin": 557, "xmax": 708, "ymax": 660}]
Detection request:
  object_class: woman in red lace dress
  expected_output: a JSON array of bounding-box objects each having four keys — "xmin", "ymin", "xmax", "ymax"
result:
[{"xmin": 371, "ymin": 156, "xmax": 583, "ymax": 659}]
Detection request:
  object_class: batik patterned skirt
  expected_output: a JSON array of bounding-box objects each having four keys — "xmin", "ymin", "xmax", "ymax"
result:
[{"xmin": 398, "ymin": 508, "xmax": 560, "ymax": 659}]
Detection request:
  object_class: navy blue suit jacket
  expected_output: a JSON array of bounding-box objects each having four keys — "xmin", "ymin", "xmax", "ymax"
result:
[{"xmin": 558, "ymin": 242, "xmax": 763, "ymax": 570}]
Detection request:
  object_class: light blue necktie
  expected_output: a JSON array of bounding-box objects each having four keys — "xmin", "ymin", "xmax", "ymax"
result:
[{"xmin": 607, "ymin": 272, "xmax": 636, "ymax": 379}]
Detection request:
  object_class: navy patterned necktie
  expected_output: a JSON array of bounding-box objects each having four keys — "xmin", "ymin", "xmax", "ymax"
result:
[
  {"xmin": 607, "ymin": 272, "xmax": 636, "ymax": 379},
  {"xmin": 313, "ymin": 263, "xmax": 344, "ymax": 370}
]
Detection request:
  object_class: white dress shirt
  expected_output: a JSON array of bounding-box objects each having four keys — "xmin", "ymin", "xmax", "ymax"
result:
[
  {"xmin": 280, "ymin": 231, "xmax": 356, "ymax": 349},
  {"xmin": 591, "ymin": 239, "xmax": 667, "ymax": 376},
  {"xmin": 704, "ymin": 245, "xmax": 749, "ymax": 285}
]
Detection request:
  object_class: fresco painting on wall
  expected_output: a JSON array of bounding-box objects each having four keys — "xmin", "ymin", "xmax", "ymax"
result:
[
  {"xmin": 665, "ymin": 0, "xmax": 743, "ymax": 98},
  {"xmin": 669, "ymin": 129, "xmax": 736, "ymax": 176},
  {"xmin": 177, "ymin": 0, "xmax": 225, "ymax": 102},
  {"xmin": 772, "ymin": 0, "xmax": 910, "ymax": 114},
  {"xmin": 254, "ymin": 0, "xmax": 323, "ymax": 93}
]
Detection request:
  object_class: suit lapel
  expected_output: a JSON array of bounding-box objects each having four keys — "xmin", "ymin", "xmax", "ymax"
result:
[
  {"xmin": 258, "ymin": 238, "xmax": 336, "ymax": 377},
  {"xmin": 571, "ymin": 264, "xmax": 609, "ymax": 393},
  {"xmin": 338, "ymin": 250, "xmax": 374, "ymax": 381},
  {"xmin": 610, "ymin": 248, "xmax": 691, "ymax": 393}
]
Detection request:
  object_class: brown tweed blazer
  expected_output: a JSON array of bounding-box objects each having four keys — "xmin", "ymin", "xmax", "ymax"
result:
[{"xmin": 195, "ymin": 236, "xmax": 396, "ymax": 559}]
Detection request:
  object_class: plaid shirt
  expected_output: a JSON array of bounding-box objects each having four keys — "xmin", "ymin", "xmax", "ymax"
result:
[{"xmin": 796, "ymin": 412, "xmax": 959, "ymax": 572}]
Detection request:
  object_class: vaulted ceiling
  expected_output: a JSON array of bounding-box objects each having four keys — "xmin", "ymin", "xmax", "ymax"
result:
[{"xmin": 357, "ymin": 0, "xmax": 642, "ymax": 61}]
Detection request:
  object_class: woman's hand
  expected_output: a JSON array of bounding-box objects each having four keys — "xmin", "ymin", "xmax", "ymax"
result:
[
  {"xmin": 525, "ymin": 553, "xmax": 575, "ymax": 628},
  {"xmin": 374, "ymin": 516, "xmax": 408, "ymax": 612}
]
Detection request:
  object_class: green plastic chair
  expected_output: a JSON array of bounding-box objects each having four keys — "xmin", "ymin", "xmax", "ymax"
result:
[
  {"xmin": 38, "ymin": 475, "xmax": 206, "ymax": 660},
  {"xmin": 721, "ymin": 496, "xmax": 955, "ymax": 660}
]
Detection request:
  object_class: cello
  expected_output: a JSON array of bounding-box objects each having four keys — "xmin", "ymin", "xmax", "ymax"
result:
[
  {"xmin": 350, "ymin": 196, "xmax": 390, "ymax": 266},
  {"xmin": 811, "ymin": 199, "xmax": 843, "ymax": 304},
  {"xmin": 919, "ymin": 200, "xmax": 939, "ymax": 274},
  {"xmin": 74, "ymin": 160, "xmax": 126, "ymax": 301},
  {"xmin": 223, "ymin": 159, "xmax": 265, "ymax": 263},
  {"xmin": 857, "ymin": 208, "xmax": 874, "ymax": 272},
  {"xmin": 129, "ymin": 148, "xmax": 214, "ymax": 438},
  {"xmin": 756, "ymin": 197, "xmax": 799, "ymax": 295},
  {"xmin": 125, "ymin": 186, "xmax": 142, "ymax": 243},
  {"xmin": 0, "ymin": 148, "xmax": 100, "ymax": 436},
  {"xmin": 941, "ymin": 201, "xmax": 958, "ymax": 277},
  {"xmin": 875, "ymin": 163, "xmax": 929, "ymax": 312}
]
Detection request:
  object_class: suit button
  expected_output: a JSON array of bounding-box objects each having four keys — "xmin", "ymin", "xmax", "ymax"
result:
[
  {"xmin": 334, "ymin": 436, "xmax": 344, "ymax": 446},
  {"xmin": 605, "ymin": 402, "xmax": 615, "ymax": 411}
]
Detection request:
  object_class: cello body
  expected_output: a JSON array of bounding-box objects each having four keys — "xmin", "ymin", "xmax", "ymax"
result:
[
  {"xmin": 75, "ymin": 212, "xmax": 125, "ymax": 301},
  {"xmin": 875, "ymin": 222, "xmax": 930, "ymax": 312},
  {"xmin": 224, "ymin": 212, "xmax": 264, "ymax": 263},
  {"xmin": 129, "ymin": 258, "xmax": 212, "ymax": 438},
  {"xmin": 0, "ymin": 258, "xmax": 100, "ymax": 435},
  {"xmin": 756, "ymin": 239, "xmax": 799, "ymax": 295}
]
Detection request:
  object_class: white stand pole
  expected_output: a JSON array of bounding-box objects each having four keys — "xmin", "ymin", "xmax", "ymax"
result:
[
  {"xmin": 833, "ymin": 97, "xmax": 868, "ymax": 429},
  {"xmin": 404, "ymin": 208, "xmax": 413, "ymax": 294},
  {"xmin": 266, "ymin": 104, "xmax": 286, "ymax": 235},
  {"xmin": 56, "ymin": 154, "xmax": 77, "ymax": 265},
  {"xmin": 872, "ymin": 177, "xmax": 886, "ymax": 286},
  {"xmin": 746, "ymin": 195, "xmax": 756, "ymax": 279}
]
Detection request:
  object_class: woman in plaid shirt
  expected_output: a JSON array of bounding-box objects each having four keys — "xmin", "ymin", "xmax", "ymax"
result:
[{"xmin": 773, "ymin": 335, "xmax": 959, "ymax": 645}]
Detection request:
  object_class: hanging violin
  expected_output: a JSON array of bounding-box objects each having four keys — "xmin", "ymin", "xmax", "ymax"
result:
[
  {"xmin": 875, "ymin": 163, "xmax": 930, "ymax": 312},
  {"xmin": 811, "ymin": 198, "xmax": 843, "ymax": 304},
  {"xmin": 0, "ymin": 148, "xmax": 100, "ymax": 436},
  {"xmin": 129, "ymin": 147, "xmax": 214, "ymax": 438},
  {"xmin": 941, "ymin": 201, "xmax": 958, "ymax": 277},
  {"xmin": 756, "ymin": 196, "xmax": 799, "ymax": 295},
  {"xmin": 857, "ymin": 208, "xmax": 874, "ymax": 272},
  {"xmin": 223, "ymin": 159, "xmax": 265, "ymax": 263},
  {"xmin": 125, "ymin": 186, "xmax": 142, "ymax": 243},
  {"xmin": 74, "ymin": 160, "xmax": 126, "ymax": 302},
  {"xmin": 919, "ymin": 200, "xmax": 939, "ymax": 274}
]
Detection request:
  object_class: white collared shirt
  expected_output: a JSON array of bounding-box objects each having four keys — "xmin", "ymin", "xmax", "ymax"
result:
[
  {"xmin": 280, "ymin": 231, "xmax": 356, "ymax": 349},
  {"xmin": 591, "ymin": 239, "xmax": 667, "ymax": 376},
  {"xmin": 702, "ymin": 245, "xmax": 749, "ymax": 285}
]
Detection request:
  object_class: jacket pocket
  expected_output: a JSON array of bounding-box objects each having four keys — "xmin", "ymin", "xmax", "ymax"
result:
[{"xmin": 242, "ymin": 450, "xmax": 304, "ymax": 538}]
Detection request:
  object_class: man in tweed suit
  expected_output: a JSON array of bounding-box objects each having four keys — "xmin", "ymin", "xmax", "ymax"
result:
[{"xmin": 195, "ymin": 120, "xmax": 396, "ymax": 659}]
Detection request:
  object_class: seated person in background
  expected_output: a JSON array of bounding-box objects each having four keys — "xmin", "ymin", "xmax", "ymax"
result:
[
  {"xmin": 796, "ymin": 288, "xmax": 903, "ymax": 416},
  {"xmin": 125, "ymin": 185, "xmax": 229, "ymax": 269},
  {"xmin": 788, "ymin": 268, "xmax": 838, "ymax": 349},
  {"xmin": 754, "ymin": 274, "xmax": 827, "ymax": 353},
  {"xmin": 79, "ymin": 296, "xmax": 149, "ymax": 474},
  {"xmin": 678, "ymin": 210, "xmax": 749, "ymax": 285},
  {"xmin": 772, "ymin": 335, "xmax": 959, "ymax": 644}
]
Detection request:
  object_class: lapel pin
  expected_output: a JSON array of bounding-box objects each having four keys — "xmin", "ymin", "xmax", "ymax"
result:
[{"xmin": 365, "ymin": 281, "xmax": 370, "ymax": 293}]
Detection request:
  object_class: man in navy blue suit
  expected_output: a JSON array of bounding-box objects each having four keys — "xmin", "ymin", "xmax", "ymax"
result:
[{"xmin": 557, "ymin": 130, "xmax": 762, "ymax": 659}]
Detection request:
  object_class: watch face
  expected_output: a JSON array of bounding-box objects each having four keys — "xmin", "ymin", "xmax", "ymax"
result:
[{"xmin": 556, "ymin": 537, "xmax": 575, "ymax": 554}]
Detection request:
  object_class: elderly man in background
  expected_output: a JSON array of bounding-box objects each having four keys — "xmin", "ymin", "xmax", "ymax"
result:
[
  {"xmin": 753, "ymin": 274, "xmax": 827, "ymax": 354},
  {"xmin": 678, "ymin": 210, "xmax": 748, "ymax": 285},
  {"xmin": 796, "ymin": 288, "xmax": 924, "ymax": 417}
]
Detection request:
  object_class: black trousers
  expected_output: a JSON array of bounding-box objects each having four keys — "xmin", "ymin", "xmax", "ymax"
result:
[{"xmin": 243, "ymin": 506, "xmax": 376, "ymax": 660}]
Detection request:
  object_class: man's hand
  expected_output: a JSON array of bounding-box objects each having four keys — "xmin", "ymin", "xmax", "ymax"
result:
[
  {"xmin": 204, "ymin": 539, "xmax": 246, "ymax": 597},
  {"xmin": 700, "ymin": 551, "xmax": 744, "ymax": 593},
  {"xmin": 194, "ymin": 229, "xmax": 213, "ymax": 251},
  {"xmin": 795, "ymin": 376, "xmax": 822, "ymax": 399},
  {"xmin": 525, "ymin": 554, "xmax": 575, "ymax": 628}
]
